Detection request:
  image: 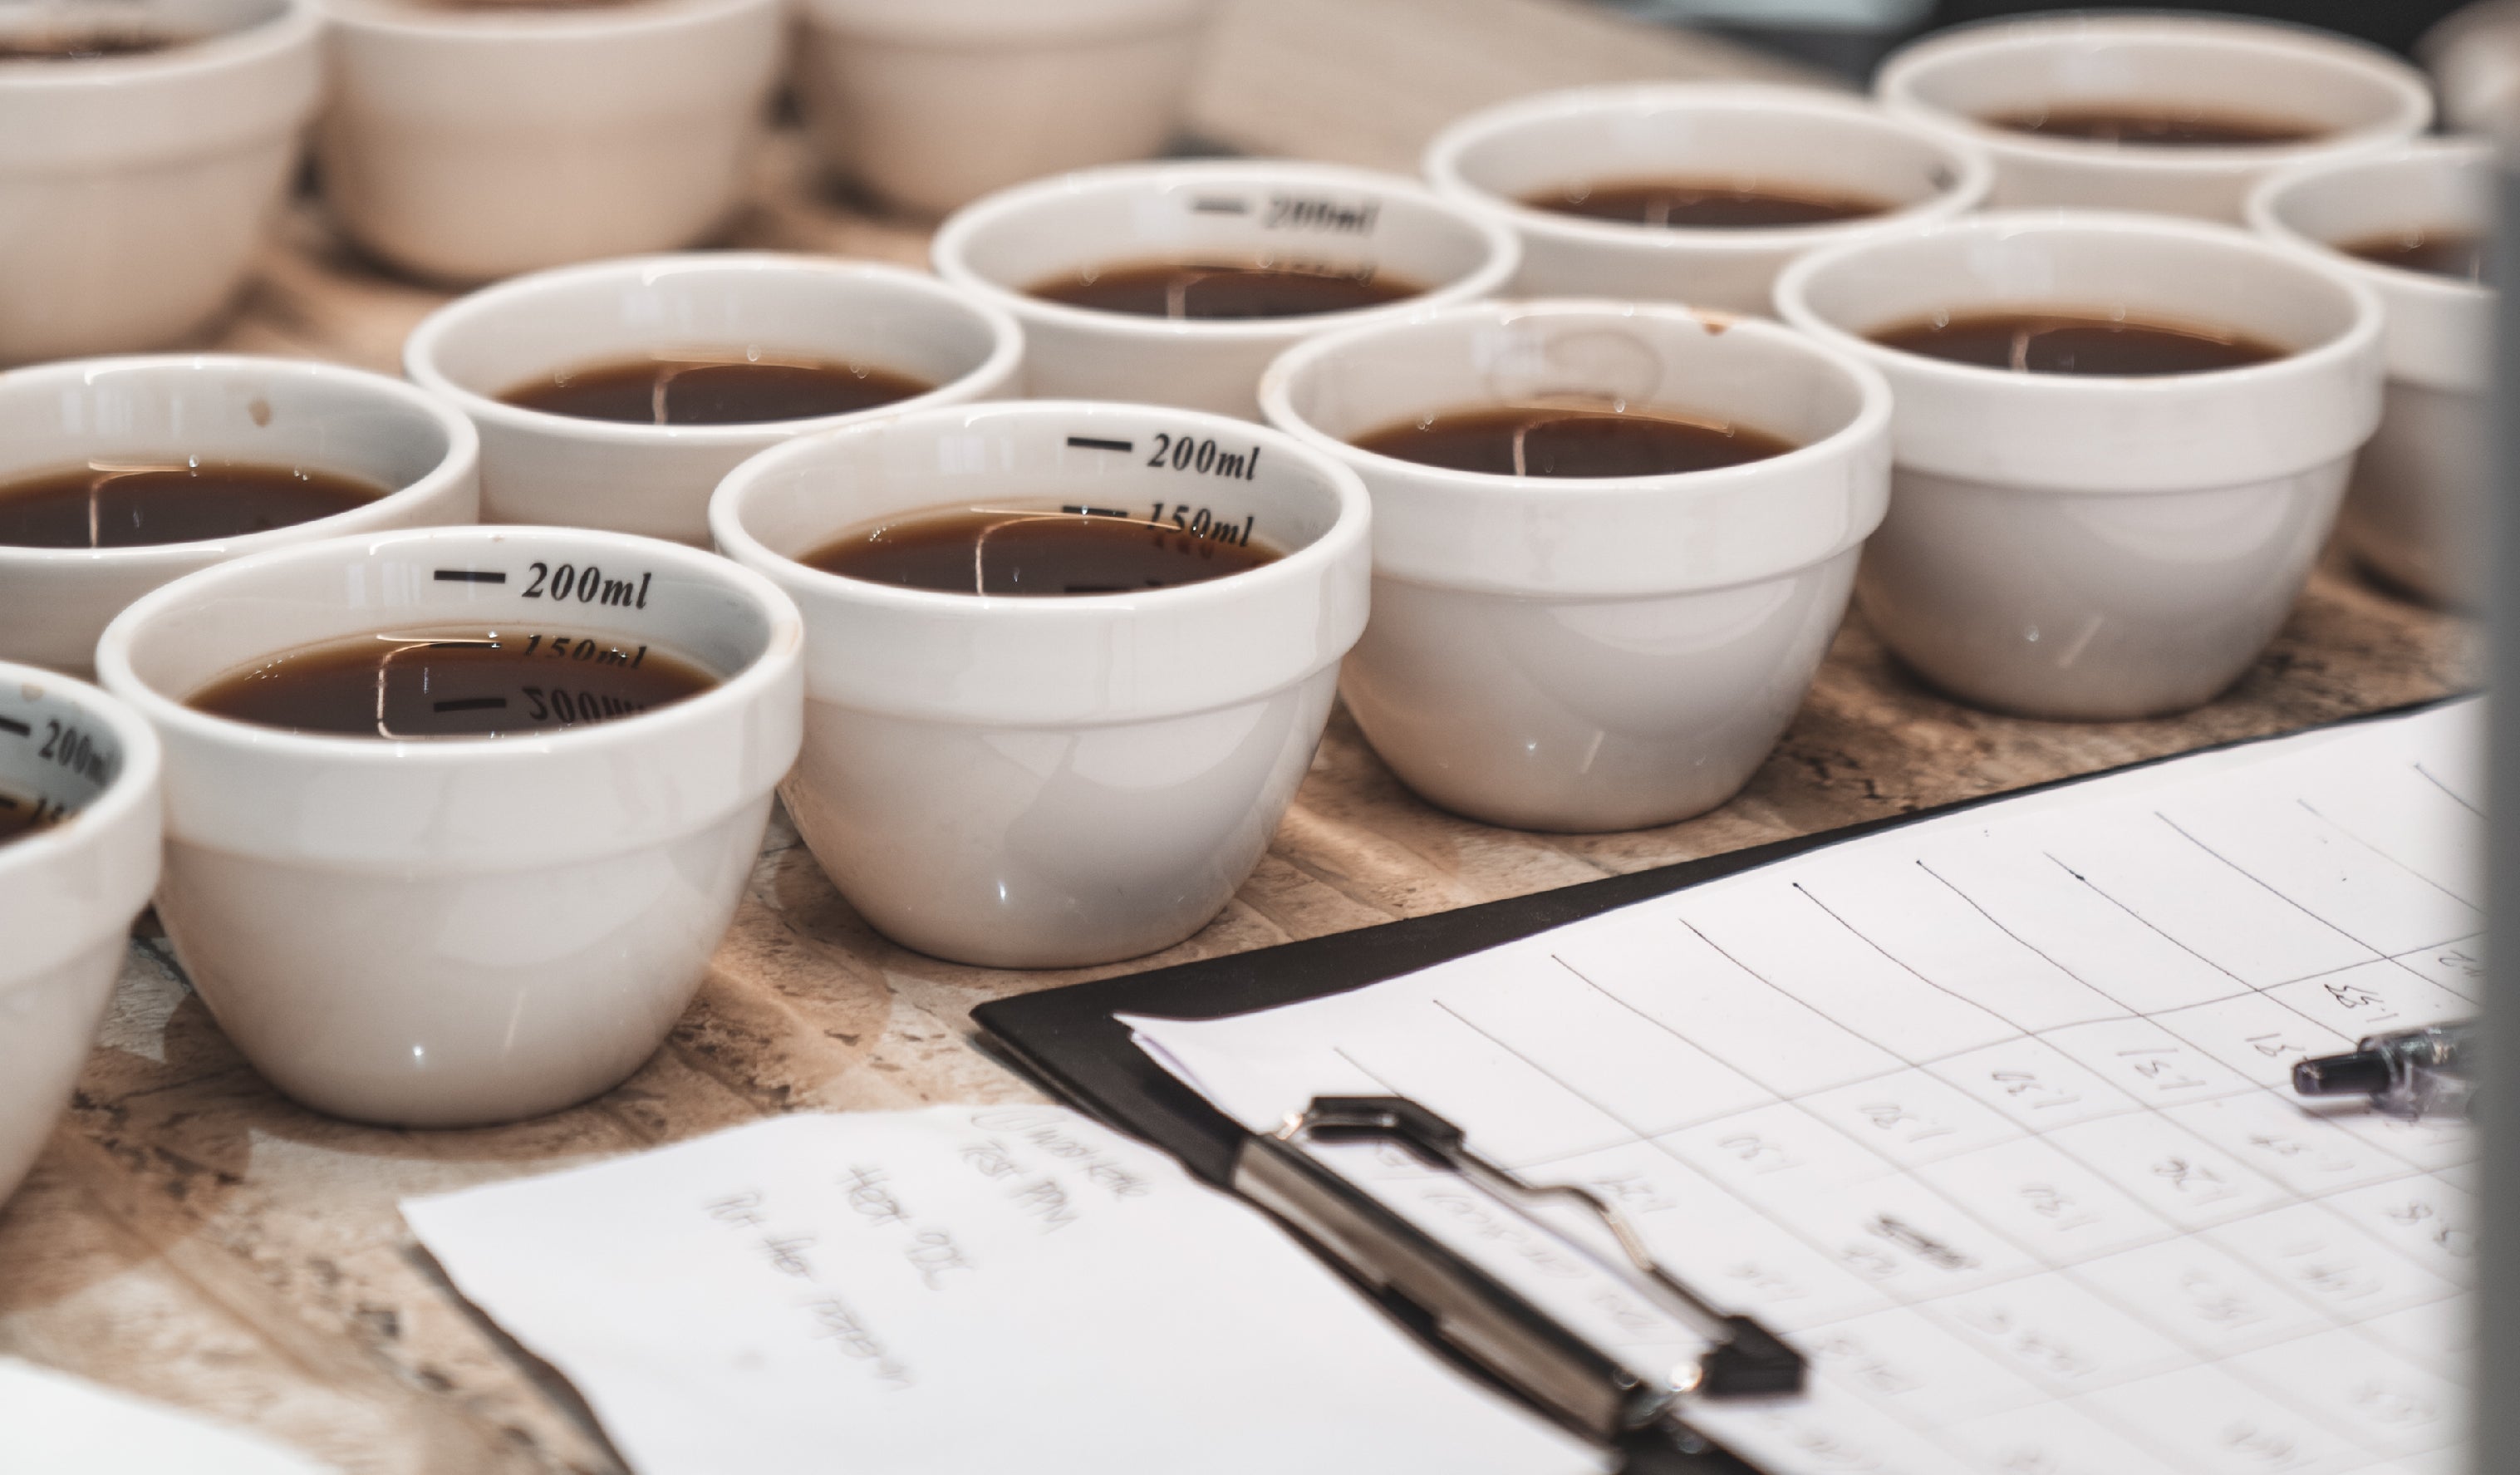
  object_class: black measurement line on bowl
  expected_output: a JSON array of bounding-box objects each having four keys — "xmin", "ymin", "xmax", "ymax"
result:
[
  {"xmin": 0, "ymin": 715, "xmax": 27, "ymax": 738},
  {"xmin": 1066, "ymin": 435, "xmax": 1136, "ymax": 453},
  {"xmin": 433, "ymin": 697, "xmax": 508, "ymax": 714},
  {"xmin": 1191, "ymin": 197, "xmax": 1250, "ymax": 214},
  {"xmin": 1062, "ymin": 504, "xmax": 1134, "ymax": 519},
  {"xmin": 434, "ymin": 569, "xmax": 507, "ymax": 583}
]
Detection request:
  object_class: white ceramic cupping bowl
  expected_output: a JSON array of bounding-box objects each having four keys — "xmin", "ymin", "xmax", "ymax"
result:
[
  {"xmin": 1776, "ymin": 212, "xmax": 2385, "ymax": 722},
  {"xmin": 315, "ymin": 0, "xmax": 783, "ymax": 283},
  {"xmin": 0, "ymin": 355, "xmax": 481, "ymax": 677},
  {"xmin": 711, "ymin": 401, "xmax": 1371, "ymax": 969},
  {"xmin": 0, "ymin": 665, "xmax": 160, "ymax": 1207},
  {"xmin": 0, "ymin": 0, "xmax": 322, "ymax": 363},
  {"xmin": 931, "ymin": 160, "xmax": 1521, "ymax": 417},
  {"xmin": 95, "ymin": 525, "xmax": 804, "ymax": 1127},
  {"xmin": 1261, "ymin": 301, "xmax": 1891, "ymax": 833},
  {"xmin": 1422, "ymin": 82, "xmax": 1994, "ymax": 315},
  {"xmin": 796, "ymin": 0, "xmax": 1219, "ymax": 218},
  {"xmin": 404, "ymin": 253, "xmax": 1024, "ymax": 546},
  {"xmin": 2249, "ymin": 140, "xmax": 2494, "ymax": 607},
  {"xmin": 1876, "ymin": 13, "xmax": 2434, "ymax": 222}
]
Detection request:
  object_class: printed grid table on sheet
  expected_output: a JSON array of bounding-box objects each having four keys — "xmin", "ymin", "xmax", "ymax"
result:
[{"xmin": 1130, "ymin": 704, "xmax": 2481, "ymax": 1475}]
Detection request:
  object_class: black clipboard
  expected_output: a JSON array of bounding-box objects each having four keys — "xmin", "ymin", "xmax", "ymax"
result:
[{"xmin": 970, "ymin": 699, "xmax": 2449, "ymax": 1473}]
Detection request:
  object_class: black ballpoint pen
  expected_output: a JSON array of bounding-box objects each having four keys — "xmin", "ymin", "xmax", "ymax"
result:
[{"xmin": 2292, "ymin": 1020, "xmax": 2478, "ymax": 1119}]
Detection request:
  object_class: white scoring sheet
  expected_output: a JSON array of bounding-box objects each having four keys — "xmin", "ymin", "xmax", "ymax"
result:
[{"xmin": 1130, "ymin": 701, "xmax": 2483, "ymax": 1475}]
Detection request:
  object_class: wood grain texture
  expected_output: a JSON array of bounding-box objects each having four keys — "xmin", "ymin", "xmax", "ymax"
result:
[{"xmin": 0, "ymin": 1, "xmax": 2468, "ymax": 1468}]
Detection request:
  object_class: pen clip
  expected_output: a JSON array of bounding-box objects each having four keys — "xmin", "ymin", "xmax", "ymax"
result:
[{"xmin": 1283, "ymin": 1094, "xmax": 1806, "ymax": 1399}]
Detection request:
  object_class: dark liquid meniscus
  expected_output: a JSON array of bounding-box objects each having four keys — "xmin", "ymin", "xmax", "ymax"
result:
[
  {"xmin": 0, "ymin": 792, "xmax": 66, "ymax": 848},
  {"xmin": 1982, "ymin": 106, "xmax": 2322, "ymax": 147},
  {"xmin": 1028, "ymin": 262, "xmax": 1423, "ymax": 319},
  {"xmin": 188, "ymin": 630, "xmax": 720, "ymax": 740},
  {"xmin": 2341, "ymin": 229, "xmax": 2490, "ymax": 285},
  {"xmin": 499, "ymin": 356, "xmax": 934, "ymax": 426},
  {"xmin": 0, "ymin": 462, "xmax": 387, "ymax": 549},
  {"xmin": 805, "ymin": 505, "xmax": 1281, "ymax": 596},
  {"xmin": 1525, "ymin": 179, "xmax": 1893, "ymax": 229},
  {"xmin": 0, "ymin": 32, "xmax": 173, "ymax": 59},
  {"xmin": 1869, "ymin": 310, "xmax": 2286, "ymax": 376},
  {"xmin": 1353, "ymin": 405, "xmax": 1796, "ymax": 478}
]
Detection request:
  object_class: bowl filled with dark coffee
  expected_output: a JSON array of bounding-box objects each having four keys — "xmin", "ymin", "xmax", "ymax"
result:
[
  {"xmin": 1775, "ymin": 209, "xmax": 2385, "ymax": 721},
  {"xmin": 2249, "ymin": 140, "xmax": 2494, "ymax": 607},
  {"xmin": 1875, "ymin": 13, "xmax": 2432, "ymax": 222},
  {"xmin": 93, "ymin": 524, "xmax": 805, "ymax": 1127},
  {"xmin": 0, "ymin": 661, "xmax": 160, "ymax": 1209},
  {"xmin": 404, "ymin": 252, "xmax": 1024, "ymax": 545},
  {"xmin": 1422, "ymin": 81, "xmax": 1991, "ymax": 314},
  {"xmin": 929, "ymin": 160, "xmax": 1519, "ymax": 417},
  {"xmin": 0, "ymin": 355, "xmax": 481, "ymax": 676},
  {"xmin": 1260, "ymin": 299, "xmax": 1891, "ymax": 832},
  {"xmin": 710, "ymin": 398, "xmax": 1370, "ymax": 968},
  {"xmin": 0, "ymin": 0, "xmax": 321, "ymax": 362}
]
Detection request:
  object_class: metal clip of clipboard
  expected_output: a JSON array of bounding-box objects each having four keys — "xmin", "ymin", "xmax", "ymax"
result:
[{"xmin": 1231, "ymin": 1094, "xmax": 1804, "ymax": 1448}]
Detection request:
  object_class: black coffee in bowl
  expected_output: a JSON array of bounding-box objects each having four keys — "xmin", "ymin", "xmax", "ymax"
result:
[
  {"xmin": 189, "ymin": 630, "xmax": 720, "ymax": 739},
  {"xmin": 805, "ymin": 506, "xmax": 1280, "ymax": 596},
  {"xmin": 1028, "ymin": 262, "xmax": 1423, "ymax": 319},
  {"xmin": 0, "ymin": 32, "xmax": 173, "ymax": 60},
  {"xmin": 499, "ymin": 356, "xmax": 933, "ymax": 426},
  {"xmin": 1525, "ymin": 179, "xmax": 1893, "ymax": 229},
  {"xmin": 2341, "ymin": 229, "xmax": 2489, "ymax": 285},
  {"xmin": 0, "ymin": 462, "xmax": 386, "ymax": 549},
  {"xmin": 1869, "ymin": 310, "xmax": 2285, "ymax": 376},
  {"xmin": 1353, "ymin": 405, "xmax": 1795, "ymax": 478},
  {"xmin": 1982, "ymin": 106, "xmax": 2321, "ymax": 147},
  {"xmin": 0, "ymin": 792, "xmax": 66, "ymax": 848}
]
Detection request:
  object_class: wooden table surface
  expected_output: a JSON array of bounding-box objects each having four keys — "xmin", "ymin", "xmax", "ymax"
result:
[{"xmin": 0, "ymin": 2, "xmax": 2473, "ymax": 1470}]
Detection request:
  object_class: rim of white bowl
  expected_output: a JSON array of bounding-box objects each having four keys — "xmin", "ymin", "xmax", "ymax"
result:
[
  {"xmin": 1875, "ymin": 12, "xmax": 2434, "ymax": 173},
  {"xmin": 94, "ymin": 524, "xmax": 803, "ymax": 765},
  {"xmin": 318, "ymin": 0, "xmax": 774, "ymax": 41},
  {"xmin": 0, "ymin": 354, "xmax": 480, "ymax": 574},
  {"xmin": 1422, "ymin": 81, "xmax": 1997, "ymax": 255},
  {"xmin": 2246, "ymin": 137, "xmax": 2498, "ymax": 307},
  {"xmin": 929, "ymin": 159, "xmax": 1524, "ymax": 344},
  {"xmin": 0, "ymin": 0, "xmax": 318, "ymax": 89},
  {"xmin": 1771, "ymin": 209, "xmax": 2385, "ymax": 402},
  {"xmin": 1256, "ymin": 297, "xmax": 1895, "ymax": 498},
  {"xmin": 709, "ymin": 398, "xmax": 1373, "ymax": 621},
  {"xmin": 403, "ymin": 253, "xmax": 1029, "ymax": 450},
  {"xmin": 0, "ymin": 661, "xmax": 161, "ymax": 877}
]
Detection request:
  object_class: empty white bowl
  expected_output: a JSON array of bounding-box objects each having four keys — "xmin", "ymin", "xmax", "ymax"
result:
[
  {"xmin": 795, "ymin": 0, "xmax": 1220, "ymax": 218},
  {"xmin": 2249, "ymin": 140, "xmax": 2494, "ymax": 606},
  {"xmin": 96, "ymin": 524, "xmax": 804, "ymax": 1127},
  {"xmin": 403, "ymin": 253, "xmax": 1024, "ymax": 545},
  {"xmin": 1876, "ymin": 13, "xmax": 2433, "ymax": 222},
  {"xmin": 1422, "ymin": 82, "xmax": 1992, "ymax": 314},
  {"xmin": 0, "ymin": 354, "xmax": 481, "ymax": 677},
  {"xmin": 315, "ymin": 0, "xmax": 784, "ymax": 283},
  {"xmin": 0, "ymin": 663, "xmax": 160, "ymax": 1207},
  {"xmin": 711, "ymin": 400, "xmax": 1370, "ymax": 968},
  {"xmin": 0, "ymin": 0, "xmax": 322, "ymax": 362},
  {"xmin": 1261, "ymin": 300, "xmax": 1891, "ymax": 832},
  {"xmin": 931, "ymin": 160, "xmax": 1520, "ymax": 417},
  {"xmin": 1776, "ymin": 211, "xmax": 2384, "ymax": 720}
]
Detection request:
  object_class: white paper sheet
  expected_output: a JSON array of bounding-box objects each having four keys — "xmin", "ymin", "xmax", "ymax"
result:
[
  {"xmin": 1130, "ymin": 701, "xmax": 2483, "ymax": 1475},
  {"xmin": 402, "ymin": 1104, "xmax": 1604, "ymax": 1475},
  {"xmin": 0, "ymin": 1357, "xmax": 336, "ymax": 1473}
]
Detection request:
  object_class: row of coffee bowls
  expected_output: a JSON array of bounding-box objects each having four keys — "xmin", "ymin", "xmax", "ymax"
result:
[{"xmin": 0, "ymin": 194, "xmax": 2434, "ymax": 1159}]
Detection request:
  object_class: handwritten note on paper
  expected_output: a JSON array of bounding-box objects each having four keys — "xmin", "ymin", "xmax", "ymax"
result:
[
  {"xmin": 401, "ymin": 1105, "xmax": 1603, "ymax": 1475},
  {"xmin": 1130, "ymin": 701, "xmax": 2482, "ymax": 1475},
  {"xmin": 0, "ymin": 1357, "xmax": 337, "ymax": 1474}
]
